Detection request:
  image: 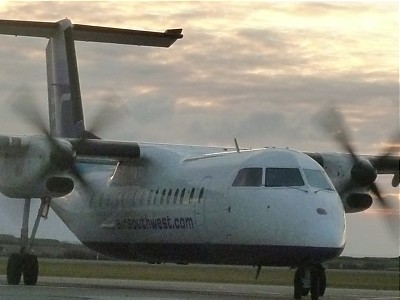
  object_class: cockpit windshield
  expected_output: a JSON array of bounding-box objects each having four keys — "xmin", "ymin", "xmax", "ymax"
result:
[
  {"xmin": 232, "ymin": 168, "xmax": 262, "ymax": 187},
  {"xmin": 232, "ymin": 167, "xmax": 333, "ymax": 190},
  {"xmin": 265, "ymin": 168, "xmax": 304, "ymax": 187},
  {"xmin": 303, "ymin": 169, "xmax": 334, "ymax": 190}
]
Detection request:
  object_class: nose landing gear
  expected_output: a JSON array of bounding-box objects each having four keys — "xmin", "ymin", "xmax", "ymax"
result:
[{"xmin": 294, "ymin": 264, "xmax": 326, "ymax": 300}]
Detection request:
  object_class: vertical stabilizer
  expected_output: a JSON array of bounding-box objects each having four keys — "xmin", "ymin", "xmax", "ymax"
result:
[
  {"xmin": 46, "ymin": 19, "xmax": 84, "ymax": 138},
  {"xmin": 0, "ymin": 19, "xmax": 183, "ymax": 138}
]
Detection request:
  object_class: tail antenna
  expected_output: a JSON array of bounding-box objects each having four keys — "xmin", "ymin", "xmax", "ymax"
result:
[{"xmin": 234, "ymin": 138, "xmax": 240, "ymax": 153}]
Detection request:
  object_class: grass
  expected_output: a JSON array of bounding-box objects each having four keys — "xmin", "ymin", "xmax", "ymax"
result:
[{"xmin": 0, "ymin": 258, "xmax": 398, "ymax": 290}]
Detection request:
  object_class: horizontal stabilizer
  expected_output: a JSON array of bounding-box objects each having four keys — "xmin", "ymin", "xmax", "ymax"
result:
[
  {"xmin": 0, "ymin": 19, "xmax": 183, "ymax": 47},
  {"xmin": 0, "ymin": 19, "xmax": 58, "ymax": 38},
  {"xmin": 72, "ymin": 24, "xmax": 182, "ymax": 47}
]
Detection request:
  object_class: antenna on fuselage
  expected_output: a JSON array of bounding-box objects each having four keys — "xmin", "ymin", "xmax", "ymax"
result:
[{"xmin": 234, "ymin": 138, "xmax": 240, "ymax": 153}]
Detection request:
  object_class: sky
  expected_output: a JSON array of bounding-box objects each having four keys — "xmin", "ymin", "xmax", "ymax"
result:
[{"xmin": 0, "ymin": 1, "xmax": 398, "ymax": 258}]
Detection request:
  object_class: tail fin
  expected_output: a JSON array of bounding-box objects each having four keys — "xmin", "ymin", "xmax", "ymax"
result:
[
  {"xmin": 46, "ymin": 19, "xmax": 84, "ymax": 138},
  {"xmin": 0, "ymin": 19, "xmax": 183, "ymax": 138}
]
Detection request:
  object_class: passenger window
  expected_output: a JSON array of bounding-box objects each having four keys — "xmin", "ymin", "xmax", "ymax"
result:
[
  {"xmin": 232, "ymin": 168, "xmax": 262, "ymax": 187},
  {"xmin": 160, "ymin": 189, "xmax": 166, "ymax": 205},
  {"xmin": 198, "ymin": 187, "xmax": 204, "ymax": 203},
  {"xmin": 189, "ymin": 188, "xmax": 195, "ymax": 203},
  {"xmin": 148, "ymin": 190, "xmax": 154, "ymax": 206},
  {"xmin": 140, "ymin": 190, "xmax": 146, "ymax": 206},
  {"xmin": 153, "ymin": 190, "xmax": 159, "ymax": 205},
  {"xmin": 119, "ymin": 193, "xmax": 125, "ymax": 208},
  {"xmin": 173, "ymin": 189, "xmax": 179, "ymax": 204},
  {"xmin": 99, "ymin": 193, "xmax": 106, "ymax": 208},
  {"xmin": 303, "ymin": 169, "xmax": 334, "ymax": 190},
  {"xmin": 108, "ymin": 193, "xmax": 115, "ymax": 208},
  {"xmin": 166, "ymin": 189, "xmax": 172, "ymax": 205},
  {"xmin": 122, "ymin": 192, "xmax": 129, "ymax": 208},
  {"xmin": 180, "ymin": 188, "xmax": 186, "ymax": 204},
  {"xmin": 265, "ymin": 168, "xmax": 304, "ymax": 187},
  {"xmin": 130, "ymin": 191, "xmax": 137, "ymax": 207}
]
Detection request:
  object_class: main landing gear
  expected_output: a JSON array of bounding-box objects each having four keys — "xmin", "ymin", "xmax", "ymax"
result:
[
  {"xmin": 7, "ymin": 198, "xmax": 50, "ymax": 285},
  {"xmin": 294, "ymin": 264, "xmax": 326, "ymax": 300}
]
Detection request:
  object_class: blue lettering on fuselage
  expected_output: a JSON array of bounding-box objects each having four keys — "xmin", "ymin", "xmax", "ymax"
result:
[{"xmin": 116, "ymin": 216, "xmax": 195, "ymax": 230}]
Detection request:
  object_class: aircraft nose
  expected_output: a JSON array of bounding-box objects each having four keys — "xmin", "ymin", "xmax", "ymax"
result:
[
  {"xmin": 311, "ymin": 200, "xmax": 346, "ymax": 249},
  {"xmin": 316, "ymin": 219, "xmax": 346, "ymax": 248}
]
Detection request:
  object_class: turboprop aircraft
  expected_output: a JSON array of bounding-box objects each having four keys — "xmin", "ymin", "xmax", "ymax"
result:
[{"xmin": 0, "ymin": 19, "xmax": 398, "ymax": 300}]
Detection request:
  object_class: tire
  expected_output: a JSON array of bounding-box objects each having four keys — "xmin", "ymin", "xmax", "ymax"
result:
[
  {"xmin": 23, "ymin": 254, "xmax": 39, "ymax": 286},
  {"xmin": 294, "ymin": 267, "xmax": 304, "ymax": 299},
  {"xmin": 302, "ymin": 288, "xmax": 310, "ymax": 296},
  {"xmin": 318, "ymin": 266, "xmax": 326, "ymax": 296},
  {"xmin": 310, "ymin": 267, "xmax": 320, "ymax": 300},
  {"xmin": 7, "ymin": 253, "xmax": 23, "ymax": 285}
]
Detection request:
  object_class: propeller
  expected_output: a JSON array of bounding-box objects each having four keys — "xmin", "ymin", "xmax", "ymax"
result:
[
  {"xmin": 319, "ymin": 107, "xmax": 399, "ymax": 234},
  {"xmin": 7, "ymin": 88, "xmax": 128, "ymax": 191},
  {"xmin": 7, "ymin": 88, "xmax": 90, "ymax": 189}
]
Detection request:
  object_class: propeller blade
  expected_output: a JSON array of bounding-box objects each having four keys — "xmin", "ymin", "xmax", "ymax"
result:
[
  {"xmin": 373, "ymin": 132, "xmax": 400, "ymax": 167},
  {"xmin": 369, "ymin": 183, "xmax": 389, "ymax": 209},
  {"xmin": 319, "ymin": 107, "xmax": 358, "ymax": 163},
  {"xmin": 369, "ymin": 183, "xmax": 399, "ymax": 238},
  {"xmin": 8, "ymin": 87, "xmax": 49, "ymax": 136},
  {"xmin": 84, "ymin": 99, "xmax": 127, "ymax": 137},
  {"xmin": 85, "ymin": 105, "xmax": 114, "ymax": 135}
]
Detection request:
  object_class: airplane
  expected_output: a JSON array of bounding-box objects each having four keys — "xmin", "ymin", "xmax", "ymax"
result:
[{"xmin": 0, "ymin": 19, "xmax": 398, "ymax": 300}]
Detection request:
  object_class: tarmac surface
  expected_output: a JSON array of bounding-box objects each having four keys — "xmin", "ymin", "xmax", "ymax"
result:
[{"xmin": 0, "ymin": 275, "xmax": 399, "ymax": 300}]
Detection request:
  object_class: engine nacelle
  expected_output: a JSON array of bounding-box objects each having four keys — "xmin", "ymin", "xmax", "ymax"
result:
[
  {"xmin": 344, "ymin": 193, "xmax": 373, "ymax": 213},
  {"xmin": 0, "ymin": 136, "xmax": 75, "ymax": 199}
]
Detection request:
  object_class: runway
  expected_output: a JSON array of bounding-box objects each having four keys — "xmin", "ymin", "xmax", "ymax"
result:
[{"xmin": 0, "ymin": 275, "xmax": 399, "ymax": 299}]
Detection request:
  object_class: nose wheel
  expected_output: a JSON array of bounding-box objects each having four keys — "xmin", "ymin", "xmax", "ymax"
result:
[
  {"xmin": 6, "ymin": 198, "xmax": 50, "ymax": 286},
  {"xmin": 294, "ymin": 264, "xmax": 326, "ymax": 300}
]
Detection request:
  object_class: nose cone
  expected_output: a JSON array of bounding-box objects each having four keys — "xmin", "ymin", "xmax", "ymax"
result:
[
  {"xmin": 306, "ymin": 194, "xmax": 347, "ymax": 264},
  {"xmin": 306, "ymin": 192, "xmax": 346, "ymax": 249},
  {"xmin": 310, "ymin": 214, "xmax": 346, "ymax": 249},
  {"xmin": 277, "ymin": 191, "xmax": 346, "ymax": 263}
]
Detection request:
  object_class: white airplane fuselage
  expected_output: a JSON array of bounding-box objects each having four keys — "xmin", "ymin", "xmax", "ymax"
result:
[{"xmin": 51, "ymin": 144, "xmax": 346, "ymax": 267}]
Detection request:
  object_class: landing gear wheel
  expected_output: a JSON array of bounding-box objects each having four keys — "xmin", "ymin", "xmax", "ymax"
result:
[
  {"xmin": 302, "ymin": 288, "xmax": 310, "ymax": 296},
  {"xmin": 7, "ymin": 253, "xmax": 23, "ymax": 285},
  {"xmin": 310, "ymin": 264, "xmax": 326, "ymax": 300},
  {"xmin": 294, "ymin": 267, "xmax": 309, "ymax": 299},
  {"xmin": 6, "ymin": 253, "xmax": 39, "ymax": 286},
  {"xmin": 294, "ymin": 265, "xmax": 325, "ymax": 299},
  {"xmin": 23, "ymin": 254, "xmax": 39, "ymax": 286},
  {"xmin": 310, "ymin": 267, "xmax": 320, "ymax": 300},
  {"xmin": 317, "ymin": 265, "xmax": 326, "ymax": 297},
  {"xmin": 294, "ymin": 267, "xmax": 302, "ymax": 299}
]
